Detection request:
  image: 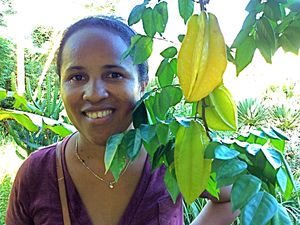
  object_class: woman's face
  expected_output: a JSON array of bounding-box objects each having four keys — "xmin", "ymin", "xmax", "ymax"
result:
[{"xmin": 60, "ymin": 27, "xmax": 143, "ymax": 146}]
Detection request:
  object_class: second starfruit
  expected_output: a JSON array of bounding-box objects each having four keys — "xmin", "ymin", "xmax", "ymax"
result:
[
  {"xmin": 198, "ymin": 84, "xmax": 238, "ymax": 131},
  {"xmin": 177, "ymin": 11, "xmax": 227, "ymax": 102}
]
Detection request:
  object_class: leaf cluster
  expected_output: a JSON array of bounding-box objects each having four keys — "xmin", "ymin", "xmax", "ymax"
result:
[
  {"xmin": 0, "ymin": 88, "xmax": 75, "ymax": 157},
  {"xmin": 230, "ymin": 0, "xmax": 300, "ymax": 75},
  {"xmin": 105, "ymin": 1, "xmax": 299, "ymax": 224}
]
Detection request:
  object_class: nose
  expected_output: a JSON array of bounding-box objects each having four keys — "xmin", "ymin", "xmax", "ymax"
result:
[{"xmin": 83, "ymin": 79, "xmax": 109, "ymax": 102}]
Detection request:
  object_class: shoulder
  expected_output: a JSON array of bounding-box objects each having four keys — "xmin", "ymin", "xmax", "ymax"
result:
[
  {"xmin": 13, "ymin": 143, "xmax": 58, "ymax": 188},
  {"xmin": 26, "ymin": 143, "xmax": 57, "ymax": 167}
]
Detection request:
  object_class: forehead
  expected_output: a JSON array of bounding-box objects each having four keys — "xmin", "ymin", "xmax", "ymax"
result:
[{"xmin": 61, "ymin": 27, "xmax": 132, "ymax": 67}]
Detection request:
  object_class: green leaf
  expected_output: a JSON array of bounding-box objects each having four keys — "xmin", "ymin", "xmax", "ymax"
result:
[
  {"xmin": 156, "ymin": 59, "xmax": 174, "ymax": 87},
  {"xmin": 206, "ymin": 174, "xmax": 220, "ymax": 199},
  {"xmin": 144, "ymin": 95, "xmax": 157, "ymax": 123},
  {"xmin": 128, "ymin": 4, "xmax": 146, "ymax": 26},
  {"xmin": 152, "ymin": 145, "xmax": 167, "ymax": 170},
  {"xmin": 246, "ymin": 0, "xmax": 264, "ymax": 13},
  {"xmin": 261, "ymin": 147, "xmax": 281, "ymax": 169},
  {"xmin": 169, "ymin": 58, "xmax": 178, "ymax": 75},
  {"xmin": 132, "ymin": 36, "xmax": 153, "ymax": 64},
  {"xmin": 212, "ymin": 158, "xmax": 247, "ymax": 183},
  {"xmin": 255, "ymin": 16, "xmax": 276, "ymax": 63},
  {"xmin": 261, "ymin": 127, "xmax": 280, "ymax": 139},
  {"xmin": 164, "ymin": 167, "xmax": 180, "ymax": 203},
  {"xmin": 276, "ymin": 167, "xmax": 288, "ymax": 193},
  {"xmin": 205, "ymin": 142, "xmax": 240, "ymax": 160},
  {"xmin": 0, "ymin": 88, "xmax": 6, "ymax": 100},
  {"xmin": 122, "ymin": 34, "xmax": 142, "ymax": 61},
  {"xmin": 242, "ymin": 12, "xmax": 256, "ymax": 30},
  {"xmin": 271, "ymin": 203, "xmax": 292, "ymax": 225},
  {"xmin": 156, "ymin": 123, "xmax": 169, "ymax": 145},
  {"xmin": 165, "ymin": 140, "xmax": 175, "ymax": 165},
  {"xmin": 160, "ymin": 46, "xmax": 177, "ymax": 58},
  {"xmin": 279, "ymin": 23, "xmax": 300, "ymax": 54},
  {"xmin": 153, "ymin": 1, "xmax": 168, "ymax": 34},
  {"xmin": 43, "ymin": 124, "xmax": 72, "ymax": 137},
  {"xmin": 178, "ymin": 34, "xmax": 185, "ymax": 42},
  {"xmin": 231, "ymin": 174, "xmax": 262, "ymax": 211},
  {"xmin": 104, "ymin": 133, "xmax": 124, "ymax": 172},
  {"xmin": 178, "ymin": 0, "xmax": 194, "ymax": 24},
  {"xmin": 264, "ymin": 0, "xmax": 284, "ymax": 21},
  {"xmin": 241, "ymin": 192, "xmax": 278, "ymax": 225},
  {"xmin": 140, "ymin": 124, "xmax": 156, "ymax": 142},
  {"xmin": 0, "ymin": 110, "xmax": 39, "ymax": 132},
  {"xmin": 153, "ymin": 86, "xmax": 183, "ymax": 120},
  {"xmin": 235, "ymin": 35, "xmax": 256, "ymax": 75},
  {"xmin": 110, "ymin": 139, "xmax": 127, "ymax": 181},
  {"xmin": 142, "ymin": 8, "xmax": 156, "ymax": 37},
  {"xmin": 232, "ymin": 28, "xmax": 252, "ymax": 49},
  {"xmin": 132, "ymin": 100, "xmax": 148, "ymax": 128},
  {"xmin": 143, "ymin": 135, "xmax": 160, "ymax": 157},
  {"xmin": 271, "ymin": 126, "xmax": 289, "ymax": 141},
  {"xmin": 280, "ymin": 154, "xmax": 296, "ymax": 199},
  {"xmin": 125, "ymin": 129, "xmax": 142, "ymax": 160}
]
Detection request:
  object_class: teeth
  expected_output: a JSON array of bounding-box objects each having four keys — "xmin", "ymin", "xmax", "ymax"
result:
[{"xmin": 86, "ymin": 110, "xmax": 112, "ymax": 119}]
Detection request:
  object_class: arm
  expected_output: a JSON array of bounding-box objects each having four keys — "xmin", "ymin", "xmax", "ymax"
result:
[{"xmin": 190, "ymin": 186, "xmax": 240, "ymax": 225}]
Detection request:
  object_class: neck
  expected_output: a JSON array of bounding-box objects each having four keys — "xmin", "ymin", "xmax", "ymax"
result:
[{"xmin": 72, "ymin": 133, "xmax": 107, "ymax": 173}]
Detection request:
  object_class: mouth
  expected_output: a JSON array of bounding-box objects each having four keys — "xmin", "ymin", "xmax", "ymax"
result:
[{"xmin": 84, "ymin": 109, "xmax": 113, "ymax": 119}]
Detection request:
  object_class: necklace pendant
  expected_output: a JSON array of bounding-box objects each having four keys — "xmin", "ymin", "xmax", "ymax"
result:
[{"xmin": 109, "ymin": 182, "xmax": 114, "ymax": 189}]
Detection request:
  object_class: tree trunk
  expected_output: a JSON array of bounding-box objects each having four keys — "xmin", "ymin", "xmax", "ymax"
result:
[
  {"xmin": 33, "ymin": 30, "xmax": 63, "ymax": 100},
  {"xmin": 16, "ymin": 34, "xmax": 25, "ymax": 96}
]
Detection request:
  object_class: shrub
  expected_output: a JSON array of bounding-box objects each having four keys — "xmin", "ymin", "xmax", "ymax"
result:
[
  {"xmin": 0, "ymin": 174, "xmax": 13, "ymax": 225},
  {"xmin": 237, "ymin": 98, "xmax": 269, "ymax": 129},
  {"xmin": 269, "ymin": 104, "xmax": 300, "ymax": 131}
]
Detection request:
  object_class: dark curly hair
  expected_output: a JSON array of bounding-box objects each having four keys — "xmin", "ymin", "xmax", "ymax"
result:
[{"xmin": 56, "ymin": 15, "xmax": 149, "ymax": 84}]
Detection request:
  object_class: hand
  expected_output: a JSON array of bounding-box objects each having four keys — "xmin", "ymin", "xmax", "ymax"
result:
[{"xmin": 191, "ymin": 186, "xmax": 240, "ymax": 225}]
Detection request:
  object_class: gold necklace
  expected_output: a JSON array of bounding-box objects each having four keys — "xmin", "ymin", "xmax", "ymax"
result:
[{"xmin": 75, "ymin": 138, "xmax": 130, "ymax": 189}]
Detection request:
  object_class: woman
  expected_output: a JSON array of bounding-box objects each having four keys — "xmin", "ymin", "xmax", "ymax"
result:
[{"xmin": 6, "ymin": 16, "xmax": 238, "ymax": 225}]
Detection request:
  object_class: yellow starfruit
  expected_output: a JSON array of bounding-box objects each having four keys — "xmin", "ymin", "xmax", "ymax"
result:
[{"xmin": 177, "ymin": 11, "xmax": 227, "ymax": 102}]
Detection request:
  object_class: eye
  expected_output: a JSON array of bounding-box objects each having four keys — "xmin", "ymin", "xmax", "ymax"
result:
[
  {"xmin": 106, "ymin": 72, "xmax": 123, "ymax": 79},
  {"xmin": 70, "ymin": 74, "xmax": 86, "ymax": 82}
]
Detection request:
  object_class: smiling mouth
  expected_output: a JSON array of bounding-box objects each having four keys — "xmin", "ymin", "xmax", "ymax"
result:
[{"xmin": 85, "ymin": 110, "xmax": 113, "ymax": 119}]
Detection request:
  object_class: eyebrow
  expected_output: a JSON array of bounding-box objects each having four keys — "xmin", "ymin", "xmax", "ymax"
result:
[
  {"xmin": 102, "ymin": 64, "xmax": 127, "ymax": 71},
  {"xmin": 65, "ymin": 64, "xmax": 127, "ymax": 72}
]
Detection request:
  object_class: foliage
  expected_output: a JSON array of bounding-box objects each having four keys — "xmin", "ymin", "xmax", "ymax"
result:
[
  {"xmin": 278, "ymin": 182, "xmax": 300, "ymax": 224},
  {"xmin": 269, "ymin": 104, "xmax": 300, "ymax": 131},
  {"xmin": 230, "ymin": 0, "xmax": 300, "ymax": 75},
  {"xmin": 0, "ymin": 87, "xmax": 75, "ymax": 158},
  {"xmin": 102, "ymin": 1, "xmax": 298, "ymax": 224},
  {"xmin": 0, "ymin": 174, "xmax": 12, "ymax": 225},
  {"xmin": 237, "ymin": 98, "xmax": 269, "ymax": 128},
  {"xmin": 24, "ymin": 50, "xmax": 51, "ymax": 94},
  {"xmin": 183, "ymin": 198, "xmax": 207, "ymax": 224},
  {"xmin": 0, "ymin": 37, "xmax": 16, "ymax": 90},
  {"xmin": 31, "ymin": 25, "xmax": 54, "ymax": 49}
]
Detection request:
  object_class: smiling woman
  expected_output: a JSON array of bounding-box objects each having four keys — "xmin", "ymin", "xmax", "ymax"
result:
[{"xmin": 6, "ymin": 15, "xmax": 238, "ymax": 225}]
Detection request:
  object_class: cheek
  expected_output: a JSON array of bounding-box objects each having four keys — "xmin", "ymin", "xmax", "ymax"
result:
[{"xmin": 122, "ymin": 82, "xmax": 141, "ymax": 104}]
